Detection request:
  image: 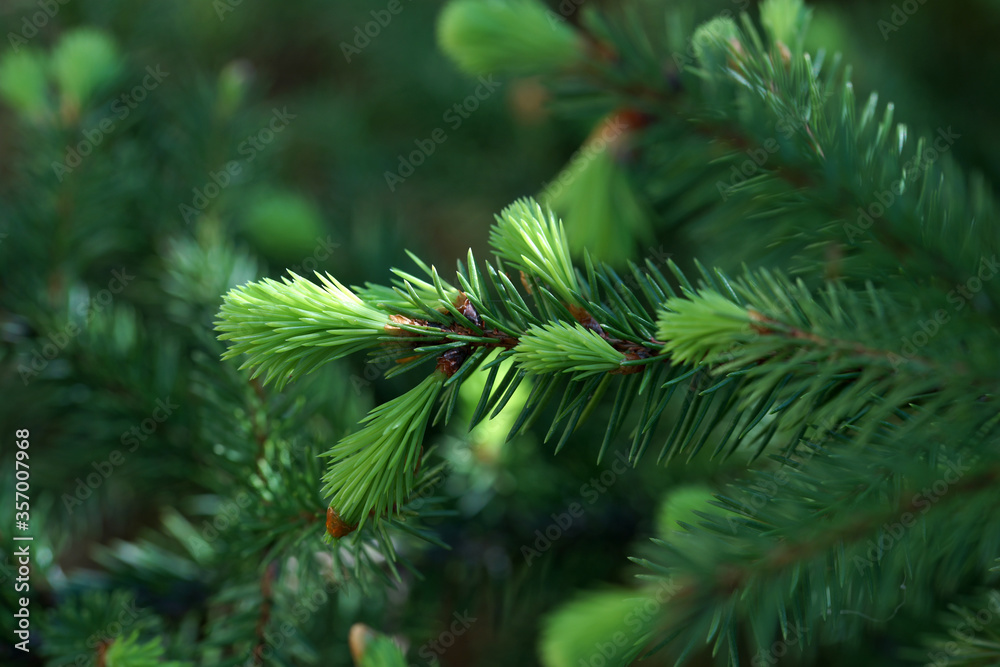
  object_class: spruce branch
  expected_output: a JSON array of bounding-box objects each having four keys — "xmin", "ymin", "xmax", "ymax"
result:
[
  {"xmin": 922, "ymin": 586, "xmax": 1000, "ymax": 666},
  {"xmin": 216, "ymin": 271, "xmax": 402, "ymax": 389},
  {"xmin": 218, "ymin": 187, "xmax": 999, "ymax": 533},
  {"xmin": 447, "ymin": 0, "xmax": 999, "ymax": 317},
  {"xmin": 490, "ymin": 198, "xmax": 583, "ymax": 307},
  {"xmin": 514, "ymin": 320, "xmax": 627, "ymax": 379},
  {"xmin": 101, "ymin": 631, "xmax": 190, "ymax": 667},
  {"xmin": 655, "ymin": 290, "xmax": 752, "ymax": 365},
  {"xmin": 652, "ymin": 270, "xmax": 1000, "ymax": 456},
  {"xmin": 41, "ymin": 591, "xmax": 174, "ymax": 667},
  {"xmin": 619, "ymin": 447, "xmax": 1000, "ymax": 665},
  {"xmin": 16, "ymin": 0, "xmax": 1000, "ymax": 663},
  {"xmin": 686, "ymin": 7, "xmax": 996, "ymax": 300},
  {"xmin": 321, "ymin": 372, "xmax": 446, "ymax": 528}
]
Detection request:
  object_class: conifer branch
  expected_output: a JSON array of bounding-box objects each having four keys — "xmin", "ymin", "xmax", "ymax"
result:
[{"xmin": 218, "ymin": 188, "xmax": 997, "ymax": 536}]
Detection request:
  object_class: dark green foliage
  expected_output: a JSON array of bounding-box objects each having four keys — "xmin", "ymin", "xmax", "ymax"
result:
[{"xmin": 4, "ymin": 0, "xmax": 1000, "ymax": 666}]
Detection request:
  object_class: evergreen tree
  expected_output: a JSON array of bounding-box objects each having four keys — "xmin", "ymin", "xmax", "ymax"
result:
[{"xmin": 3, "ymin": 0, "xmax": 1000, "ymax": 665}]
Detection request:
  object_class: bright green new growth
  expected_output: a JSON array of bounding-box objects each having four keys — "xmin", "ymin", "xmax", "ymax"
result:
[
  {"xmin": 515, "ymin": 321, "xmax": 624, "ymax": 378},
  {"xmin": 358, "ymin": 635, "xmax": 408, "ymax": 667},
  {"xmin": 655, "ymin": 484, "xmax": 717, "ymax": 536},
  {"xmin": 209, "ymin": 0, "xmax": 1000, "ymax": 658},
  {"xmin": 656, "ymin": 291, "xmax": 751, "ymax": 364},
  {"xmin": 216, "ymin": 271, "xmax": 390, "ymax": 389},
  {"xmin": 690, "ymin": 16, "xmax": 741, "ymax": 74},
  {"xmin": 321, "ymin": 372, "xmax": 445, "ymax": 528},
  {"xmin": 539, "ymin": 589, "xmax": 658, "ymax": 667},
  {"xmin": 241, "ymin": 189, "xmax": 326, "ymax": 259},
  {"xmin": 9, "ymin": 0, "xmax": 995, "ymax": 660},
  {"xmin": 0, "ymin": 28, "xmax": 123, "ymax": 123},
  {"xmin": 49, "ymin": 29, "xmax": 121, "ymax": 111},
  {"xmin": 103, "ymin": 632, "xmax": 190, "ymax": 667},
  {"xmin": 0, "ymin": 50, "xmax": 49, "ymax": 121},
  {"xmin": 490, "ymin": 198, "xmax": 581, "ymax": 305},
  {"xmin": 541, "ymin": 138, "xmax": 652, "ymax": 266},
  {"xmin": 437, "ymin": 0, "xmax": 582, "ymax": 76},
  {"xmin": 759, "ymin": 0, "xmax": 813, "ymax": 50}
]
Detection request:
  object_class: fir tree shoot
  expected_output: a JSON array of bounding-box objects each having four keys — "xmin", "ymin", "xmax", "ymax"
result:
[
  {"xmin": 216, "ymin": 271, "xmax": 398, "ymax": 389},
  {"xmin": 515, "ymin": 321, "xmax": 626, "ymax": 379},
  {"xmin": 437, "ymin": 0, "xmax": 583, "ymax": 76},
  {"xmin": 49, "ymin": 29, "xmax": 121, "ymax": 118},
  {"xmin": 656, "ymin": 291, "xmax": 752, "ymax": 365},
  {"xmin": 321, "ymin": 371, "xmax": 446, "ymax": 529},
  {"xmin": 489, "ymin": 198, "xmax": 582, "ymax": 306},
  {"xmin": 0, "ymin": 49, "xmax": 50, "ymax": 121},
  {"xmin": 13, "ymin": 0, "xmax": 1000, "ymax": 663},
  {"xmin": 540, "ymin": 589, "xmax": 659, "ymax": 667}
]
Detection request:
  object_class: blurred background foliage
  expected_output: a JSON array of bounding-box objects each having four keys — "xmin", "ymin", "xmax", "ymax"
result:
[{"xmin": 1, "ymin": 0, "xmax": 999, "ymax": 665}]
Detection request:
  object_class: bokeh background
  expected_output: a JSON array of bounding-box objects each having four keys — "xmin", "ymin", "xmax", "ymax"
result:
[{"xmin": 2, "ymin": 0, "xmax": 1000, "ymax": 665}]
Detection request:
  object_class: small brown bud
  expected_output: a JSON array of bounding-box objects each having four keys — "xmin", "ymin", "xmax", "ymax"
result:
[
  {"xmin": 436, "ymin": 346, "xmax": 471, "ymax": 377},
  {"xmin": 348, "ymin": 624, "xmax": 375, "ymax": 664},
  {"xmin": 385, "ymin": 314, "xmax": 422, "ymax": 336},
  {"xmin": 326, "ymin": 507, "xmax": 358, "ymax": 539}
]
